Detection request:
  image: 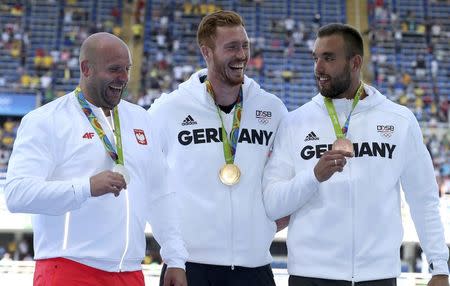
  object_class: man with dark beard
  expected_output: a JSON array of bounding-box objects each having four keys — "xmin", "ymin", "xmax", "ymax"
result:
[
  {"xmin": 5, "ymin": 32, "xmax": 187, "ymax": 286},
  {"xmin": 262, "ymin": 23, "xmax": 449, "ymax": 286},
  {"xmin": 148, "ymin": 10, "xmax": 288, "ymax": 286}
]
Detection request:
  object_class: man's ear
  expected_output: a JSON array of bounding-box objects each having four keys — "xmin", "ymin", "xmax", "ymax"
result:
[
  {"xmin": 351, "ymin": 55, "xmax": 363, "ymax": 72},
  {"xmin": 80, "ymin": 60, "xmax": 91, "ymax": 77},
  {"xmin": 200, "ymin": 45, "xmax": 211, "ymax": 62}
]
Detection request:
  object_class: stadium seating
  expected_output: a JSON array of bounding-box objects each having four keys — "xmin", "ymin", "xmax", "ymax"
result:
[{"xmin": 0, "ymin": 2, "xmax": 448, "ymax": 278}]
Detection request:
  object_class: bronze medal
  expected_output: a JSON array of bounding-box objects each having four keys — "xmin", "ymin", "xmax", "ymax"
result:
[
  {"xmin": 219, "ymin": 164, "xmax": 241, "ymax": 186},
  {"xmin": 332, "ymin": 138, "xmax": 354, "ymax": 153}
]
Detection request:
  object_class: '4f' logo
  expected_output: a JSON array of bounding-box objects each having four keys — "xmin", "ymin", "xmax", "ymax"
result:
[{"xmin": 82, "ymin": 132, "xmax": 94, "ymax": 139}]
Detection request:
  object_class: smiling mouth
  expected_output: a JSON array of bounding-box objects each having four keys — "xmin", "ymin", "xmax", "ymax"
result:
[
  {"xmin": 109, "ymin": 85, "xmax": 123, "ymax": 92},
  {"xmin": 316, "ymin": 75, "xmax": 331, "ymax": 85},
  {"xmin": 229, "ymin": 63, "xmax": 245, "ymax": 71}
]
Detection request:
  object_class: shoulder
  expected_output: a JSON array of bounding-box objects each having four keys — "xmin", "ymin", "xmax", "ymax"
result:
[
  {"xmin": 150, "ymin": 89, "xmax": 182, "ymax": 110},
  {"xmin": 146, "ymin": 89, "xmax": 185, "ymax": 123},
  {"xmin": 286, "ymin": 100, "xmax": 320, "ymax": 122},
  {"xmin": 120, "ymin": 99, "xmax": 148, "ymax": 114},
  {"xmin": 377, "ymin": 97, "xmax": 416, "ymax": 123},
  {"xmin": 245, "ymin": 78, "xmax": 288, "ymax": 114},
  {"xmin": 149, "ymin": 69, "xmax": 205, "ymax": 114},
  {"xmin": 21, "ymin": 94, "xmax": 70, "ymax": 127},
  {"xmin": 260, "ymin": 89, "xmax": 287, "ymax": 108},
  {"xmin": 119, "ymin": 100, "xmax": 154, "ymax": 126}
]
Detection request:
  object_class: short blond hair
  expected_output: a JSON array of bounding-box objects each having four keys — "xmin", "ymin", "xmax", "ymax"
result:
[{"xmin": 196, "ymin": 10, "xmax": 245, "ymax": 49}]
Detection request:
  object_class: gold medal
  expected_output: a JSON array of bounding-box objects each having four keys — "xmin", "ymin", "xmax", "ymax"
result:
[
  {"xmin": 332, "ymin": 138, "xmax": 354, "ymax": 153},
  {"xmin": 113, "ymin": 164, "xmax": 130, "ymax": 185},
  {"xmin": 219, "ymin": 164, "xmax": 241, "ymax": 186}
]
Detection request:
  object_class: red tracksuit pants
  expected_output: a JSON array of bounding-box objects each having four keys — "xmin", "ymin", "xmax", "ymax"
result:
[{"xmin": 33, "ymin": 257, "xmax": 144, "ymax": 286}]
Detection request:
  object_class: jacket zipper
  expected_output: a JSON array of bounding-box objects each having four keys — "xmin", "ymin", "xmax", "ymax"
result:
[
  {"xmin": 229, "ymin": 187, "xmax": 235, "ymax": 270},
  {"xmin": 118, "ymin": 189, "xmax": 130, "ymax": 271},
  {"xmin": 62, "ymin": 212, "xmax": 71, "ymax": 250},
  {"xmin": 349, "ymin": 138, "xmax": 355, "ymax": 282}
]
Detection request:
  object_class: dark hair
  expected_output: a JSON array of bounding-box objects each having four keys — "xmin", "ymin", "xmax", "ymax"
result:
[
  {"xmin": 197, "ymin": 10, "xmax": 245, "ymax": 49},
  {"xmin": 317, "ymin": 23, "xmax": 364, "ymax": 58}
]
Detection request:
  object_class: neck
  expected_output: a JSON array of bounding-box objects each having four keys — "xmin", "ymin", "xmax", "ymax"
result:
[
  {"xmin": 342, "ymin": 80, "xmax": 362, "ymax": 100},
  {"xmin": 79, "ymin": 83, "xmax": 97, "ymax": 106},
  {"xmin": 207, "ymin": 75, "xmax": 241, "ymax": 106},
  {"xmin": 79, "ymin": 83, "xmax": 113, "ymax": 115}
]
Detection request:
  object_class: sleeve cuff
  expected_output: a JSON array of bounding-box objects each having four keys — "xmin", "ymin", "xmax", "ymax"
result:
[
  {"xmin": 293, "ymin": 168, "xmax": 320, "ymax": 194},
  {"xmin": 431, "ymin": 260, "xmax": 450, "ymax": 275},
  {"xmin": 308, "ymin": 167, "xmax": 320, "ymax": 185},
  {"xmin": 72, "ymin": 178, "xmax": 91, "ymax": 205},
  {"xmin": 165, "ymin": 258, "xmax": 186, "ymax": 270}
]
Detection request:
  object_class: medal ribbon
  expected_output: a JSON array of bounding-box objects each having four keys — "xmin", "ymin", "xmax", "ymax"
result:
[
  {"xmin": 324, "ymin": 82, "xmax": 364, "ymax": 139},
  {"xmin": 75, "ymin": 86, "xmax": 124, "ymax": 165},
  {"xmin": 205, "ymin": 80, "xmax": 243, "ymax": 164}
]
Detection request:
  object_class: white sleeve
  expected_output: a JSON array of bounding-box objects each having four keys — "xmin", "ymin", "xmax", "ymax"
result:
[
  {"xmin": 148, "ymin": 191, "xmax": 188, "ymax": 269},
  {"xmin": 401, "ymin": 114, "xmax": 449, "ymax": 275},
  {"xmin": 262, "ymin": 117, "xmax": 320, "ymax": 220},
  {"xmin": 145, "ymin": 112, "xmax": 188, "ymax": 269},
  {"xmin": 4, "ymin": 112, "xmax": 90, "ymax": 215}
]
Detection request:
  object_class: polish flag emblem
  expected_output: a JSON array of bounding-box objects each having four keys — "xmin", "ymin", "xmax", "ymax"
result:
[{"xmin": 134, "ymin": 129, "xmax": 147, "ymax": 145}]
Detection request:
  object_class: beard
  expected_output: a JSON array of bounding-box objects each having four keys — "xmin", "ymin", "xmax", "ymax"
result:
[
  {"xmin": 316, "ymin": 64, "xmax": 351, "ymax": 99},
  {"xmin": 212, "ymin": 53, "xmax": 246, "ymax": 86},
  {"xmin": 94, "ymin": 79, "xmax": 126, "ymax": 110}
]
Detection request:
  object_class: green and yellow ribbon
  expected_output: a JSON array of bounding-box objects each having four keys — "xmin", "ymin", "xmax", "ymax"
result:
[
  {"xmin": 75, "ymin": 87, "xmax": 124, "ymax": 165},
  {"xmin": 205, "ymin": 80, "xmax": 243, "ymax": 164}
]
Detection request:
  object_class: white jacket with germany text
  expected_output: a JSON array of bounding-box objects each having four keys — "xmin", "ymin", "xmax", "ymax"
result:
[
  {"xmin": 263, "ymin": 84, "xmax": 448, "ymax": 281},
  {"xmin": 148, "ymin": 69, "xmax": 288, "ymax": 267}
]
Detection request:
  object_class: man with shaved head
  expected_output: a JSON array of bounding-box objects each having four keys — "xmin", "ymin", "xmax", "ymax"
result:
[{"xmin": 5, "ymin": 32, "xmax": 188, "ymax": 286}]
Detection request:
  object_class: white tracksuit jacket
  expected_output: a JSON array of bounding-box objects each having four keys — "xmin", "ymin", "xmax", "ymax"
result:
[
  {"xmin": 148, "ymin": 69, "xmax": 288, "ymax": 267},
  {"xmin": 263, "ymin": 84, "xmax": 449, "ymax": 281},
  {"xmin": 5, "ymin": 92, "xmax": 187, "ymax": 271}
]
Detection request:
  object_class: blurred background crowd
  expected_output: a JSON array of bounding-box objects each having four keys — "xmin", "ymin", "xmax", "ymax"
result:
[{"xmin": 0, "ymin": 0, "xmax": 448, "ymax": 273}]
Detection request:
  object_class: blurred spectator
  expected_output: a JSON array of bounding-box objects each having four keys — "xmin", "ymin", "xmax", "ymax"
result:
[
  {"xmin": 412, "ymin": 55, "xmax": 426, "ymax": 79},
  {"xmin": 40, "ymin": 72, "xmax": 52, "ymax": 91},
  {"xmin": 132, "ymin": 22, "xmax": 143, "ymax": 41},
  {"xmin": 431, "ymin": 22, "xmax": 441, "ymax": 37},
  {"xmin": 0, "ymin": 148, "xmax": 11, "ymax": 171},
  {"xmin": 431, "ymin": 58, "xmax": 438, "ymax": 80},
  {"xmin": 20, "ymin": 72, "xmax": 31, "ymax": 88},
  {"xmin": 60, "ymin": 48, "xmax": 71, "ymax": 62},
  {"xmin": 10, "ymin": 4, "xmax": 23, "ymax": 16},
  {"xmin": 281, "ymin": 68, "xmax": 293, "ymax": 82},
  {"xmin": 111, "ymin": 6, "xmax": 121, "ymax": 24},
  {"xmin": 284, "ymin": 17, "xmax": 295, "ymax": 36}
]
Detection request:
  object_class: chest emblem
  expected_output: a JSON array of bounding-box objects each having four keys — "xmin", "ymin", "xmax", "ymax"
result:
[
  {"xmin": 256, "ymin": 110, "xmax": 272, "ymax": 125},
  {"xmin": 134, "ymin": 129, "xmax": 148, "ymax": 145},
  {"xmin": 377, "ymin": 125, "xmax": 395, "ymax": 138}
]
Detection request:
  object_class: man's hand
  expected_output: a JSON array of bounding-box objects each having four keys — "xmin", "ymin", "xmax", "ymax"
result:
[
  {"xmin": 90, "ymin": 170, "xmax": 127, "ymax": 197},
  {"xmin": 313, "ymin": 150, "xmax": 353, "ymax": 182},
  {"xmin": 276, "ymin": 216, "xmax": 290, "ymax": 232},
  {"xmin": 163, "ymin": 267, "xmax": 187, "ymax": 286},
  {"xmin": 428, "ymin": 275, "xmax": 449, "ymax": 286}
]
